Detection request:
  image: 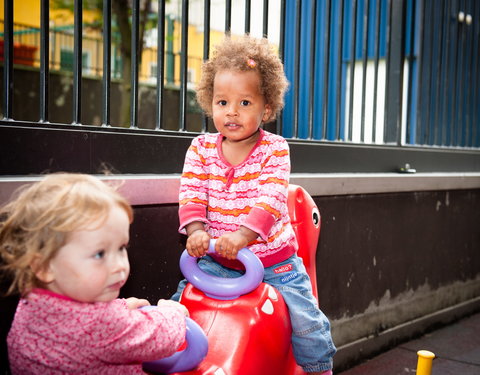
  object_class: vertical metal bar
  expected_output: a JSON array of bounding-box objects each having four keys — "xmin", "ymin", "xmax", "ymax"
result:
[
  {"xmin": 383, "ymin": 0, "xmax": 405, "ymax": 144},
  {"xmin": 102, "ymin": 0, "xmax": 111, "ymax": 126},
  {"xmin": 470, "ymin": 0, "xmax": 479, "ymax": 146},
  {"xmin": 201, "ymin": 0, "xmax": 211, "ymax": 132},
  {"xmin": 360, "ymin": 0, "xmax": 369, "ymax": 142},
  {"xmin": 155, "ymin": 0, "xmax": 166, "ymax": 130},
  {"xmin": 423, "ymin": 0, "xmax": 434, "ymax": 144},
  {"xmin": 465, "ymin": 0, "xmax": 475, "ymax": 146},
  {"xmin": 404, "ymin": 0, "xmax": 417, "ymax": 145},
  {"xmin": 415, "ymin": 0, "xmax": 427, "ymax": 144},
  {"xmin": 432, "ymin": 0, "xmax": 447, "ymax": 145},
  {"xmin": 40, "ymin": 0, "xmax": 50, "ymax": 123},
  {"xmin": 2, "ymin": 0, "xmax": 13, "ymax": 120},
  {"xmin": 179, "ymin": 0, "xmax": 189, "ymax": 131},
  {"xmin": 225, "ymin": 0, "xmax": 232, "ymax": 33},
  {"xmin": 263, "ymin": 0, "xmax": 269, "ymax": 37},
  {"xmin": 322, "ymin": 0, "xmax": 331, "ymax": 140},
  {"xmin": 456, "ymin": 0, "xmax": 467, "ymax": 146},
  {"xmin": 130, "ymin": 0, "xmax": 140, "ymax": 128},
  {"xmin": 293, "ymin": 0, "xmax": 302, "ymax": 138},
  {"xmin": 245, "ymin": 0, "xmax": 251, "ymax": 34},
  {"xmin": 441, "ymin": 0, "xmax": 454, "ymax": 146},
  {"xmin": 372, "ymin": 0, "xmax": 382, "ymax": 142},
  {"xmin": 277, "ymin": 0, "xmax": 286, "ymax": 135},
  {"xmin": 307, "ymin": 0, "xmax": 317, "ymax": 139},
  {"xmin": 383, "ymin": 0, "xmax": 392, "ymax": 143},
  {"xmin": 347, "ymin": 0, "xmax": 358, "ymax": 141},
  {"xmin": 72, "ymin": 0, "xmax": 83, "ymax": 125},
  {"xmin": 451, "ymin": 0, "xmax": 462, "ymax": 145},
  {"xmin": 335, "ymin": 0, "xmax": 345, "ymax": 140}
]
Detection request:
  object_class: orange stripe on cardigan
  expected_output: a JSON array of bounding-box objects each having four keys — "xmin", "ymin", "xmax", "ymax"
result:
[
  {"xmin": 179, "ymin": 197, "xmax": 208, "ymax": 206},
  {"xmin": 259, "ymin": 177, "xmax": 288, "ymax": 187}
]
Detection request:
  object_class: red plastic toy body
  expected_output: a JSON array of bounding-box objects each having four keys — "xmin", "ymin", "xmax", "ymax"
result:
[{"xmin": 172, "ymin": 185, "xmax": 321, "ymax": 375}]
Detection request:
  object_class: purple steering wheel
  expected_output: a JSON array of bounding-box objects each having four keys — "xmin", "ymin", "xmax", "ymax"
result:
[
  {"xmin": 180, "ymin": 239, "xmax": 264, "ymax": 300},
  {"xmin": 141, "ymin": 306, "xmax": 208, "ymax": 374}
]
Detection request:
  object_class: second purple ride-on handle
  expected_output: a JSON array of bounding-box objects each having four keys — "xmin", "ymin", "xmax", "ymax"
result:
[
  {"xmin": 179, "ymin": 239, "xmax": 264, "ymax": 300},
  {"xmin": 141, "ymin": 306, "xmax": 208, "ymax": 374}
]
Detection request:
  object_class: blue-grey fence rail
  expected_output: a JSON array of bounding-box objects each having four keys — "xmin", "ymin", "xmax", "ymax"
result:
[{"xmin": 0, "ymin": 0, "xmax": 479, "ymax": 175}]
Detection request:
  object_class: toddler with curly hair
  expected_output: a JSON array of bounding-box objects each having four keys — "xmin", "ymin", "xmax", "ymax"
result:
[{"xmin": 173, "ymin": 35, "xmax": 336, "ymax": 374}]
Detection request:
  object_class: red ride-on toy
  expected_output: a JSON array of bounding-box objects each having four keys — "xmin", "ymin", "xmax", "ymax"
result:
[{"xmin": 145, "ymin": 185, "xmax": 321, "ymax": 375}]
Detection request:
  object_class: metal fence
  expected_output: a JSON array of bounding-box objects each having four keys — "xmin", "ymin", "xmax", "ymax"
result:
[{"xmin": 1, "ymin": 0, "xmax": 479, "ymax": 175}]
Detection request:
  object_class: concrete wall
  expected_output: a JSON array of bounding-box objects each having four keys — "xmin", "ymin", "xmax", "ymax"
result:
[
  {"xmin": 2, "ymin": 174, "xmax": 478, "ymax": 372},
  {"xmin": 116, "ymin": 175, "xmax": 480, "ymax": 371}
]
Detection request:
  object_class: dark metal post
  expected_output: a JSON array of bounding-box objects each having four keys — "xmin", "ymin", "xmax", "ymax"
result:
[
  {"xmin": 360, "ymin": 0, "xmax": 369, "ymax": 142},
  {"xmin": 277, "ymin": 0, "xmax": 286, "ymax": 135},
  {"xmin": 308, "ymin": 0, "xmax": 317, "ymax": 139},
  {"xmin": 40, "ymin": 0, "xmax": 50, "ymax": 123},
  {"xmin": 225, "ymin": 0, "xmax": 232, "ymax": 33},
  {"xmin": 3, "ymin": 0, "xmax": 14, "ymax": 120},
  {"xmin": 321, "ymin": 0, "xmax": 331, "ymax": 140},
  {"xmin": 383, "ymin": 0, "xmax": 406, "ymax": 145},
  {"xmin": 179, "ymin": 0, "xmax": 189, "ymax": 131},
  {"xmin": 72, "ymin": 0, "xmax": 83, "ymax": 124},
  {"xmin": 293, "ymin": 0, "xmax": 302, "ymax": 138},
  {"xmin": 102, "ymin": 0, "xmax": 111, "ymax": 126},
  {"xmin": 201, "ymin": 0, "xmax": 211, "ymax": 132},
  {"xmin": 263, "ymin": 0, "xmax": 269, "ymax": 37},
  {"xmin": 348, "ymin": 0, "xmax": 358, "ymax": 141},
  {"xmin": 155, "ymin": 0, "xmax": 166, "ymax": 130},
  {"xmin": 245, "ymin": 0, "xmax": 251, "ymax": 34},
  {"xmin": 130, "ymin": 0, "xmax": 140, "ymax": 128}
]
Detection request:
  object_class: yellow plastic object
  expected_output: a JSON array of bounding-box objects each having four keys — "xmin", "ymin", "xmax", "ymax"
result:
[{"xmin": 416, "ymin": 350, "xmax": 435, "ymax": 375}]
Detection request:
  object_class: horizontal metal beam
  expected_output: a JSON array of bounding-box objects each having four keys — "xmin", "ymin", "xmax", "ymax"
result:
[{"xmin": 1, "ymin": 121, "xmax": 479, "ymax": 176}]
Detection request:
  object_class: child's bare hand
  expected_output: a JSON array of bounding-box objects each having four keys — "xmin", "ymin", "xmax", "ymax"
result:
[
  {"xmin": 216, "ymin": 227, "xmax": 259, "ymax": 260},
  {"xmin": 157, "ymin": 299, "xmax": 190, "ymax": 317},
  {"xmin": 125, "ymin": 297, "xmax": 150, "ymax": 310},
  {"xmin": 215, "ymin": 232, "xmax": 249, "ymax": 260},
  {"xmin": 186, "ymin": 229, "xmax": 210, "ymax": 257}
]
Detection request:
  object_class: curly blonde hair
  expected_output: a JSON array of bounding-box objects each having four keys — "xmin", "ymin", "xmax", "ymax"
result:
[
  {"xmin": 196, "ymin": 35, "xmax": 289, "ymax": 123},
  {"xmin": 0, "ymin": 173, "xmax": 133, "ymax": 296}
]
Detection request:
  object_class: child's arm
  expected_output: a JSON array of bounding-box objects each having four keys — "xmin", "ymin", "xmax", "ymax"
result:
[
  {"xmin": 185, "ymin": 222, "xmax": 211, "ymax": 257},
  {"xmin": 215, "ymin": 226, "xmax": 258, "ymax": 260},
  {"xmin": 91, "ymin": 299, "xmax": 187, "ymax": 364}
]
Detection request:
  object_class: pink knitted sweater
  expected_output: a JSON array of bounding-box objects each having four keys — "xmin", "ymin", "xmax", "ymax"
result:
[
  {"xmin": 178, "ymin": 129, "xmax": 298, "ymax": 267},
  {"xmin": 7, "ymin": 289, "xmax": 186, "ymax": 374}
]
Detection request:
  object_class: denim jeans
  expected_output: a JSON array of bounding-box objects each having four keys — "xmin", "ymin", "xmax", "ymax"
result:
[{"xmin": 171, "ymin": 254, "xmax": 336, "ymax": 372}]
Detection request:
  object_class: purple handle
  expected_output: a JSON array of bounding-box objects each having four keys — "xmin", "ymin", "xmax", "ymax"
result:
[
  {"xmin": 141, "ymin": 308, "xmax": 208, "ymax": 374},
  {"xmin": 180, "ymin": 239, "xmax": 264, "ymax": 299}
]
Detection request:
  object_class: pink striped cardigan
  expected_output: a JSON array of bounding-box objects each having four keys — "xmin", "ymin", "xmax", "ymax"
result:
[{"xmin": 178, "ymin": 129, "xmax": 298, "ymax": 267}]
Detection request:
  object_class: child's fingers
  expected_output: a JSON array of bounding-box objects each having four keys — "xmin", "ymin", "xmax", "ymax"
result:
[
  {"xmin": 187, "ymin": 232, "xmax": 210, "ymax": 257},
  {"xmin": 125, "ymin": 297, "xmax": 151, "ymax": 309}
]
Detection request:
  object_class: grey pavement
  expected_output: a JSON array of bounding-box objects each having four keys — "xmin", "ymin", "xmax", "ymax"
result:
[{"xmin": 337, "ymin": 312, "xmax": 480, "ymax": 375}]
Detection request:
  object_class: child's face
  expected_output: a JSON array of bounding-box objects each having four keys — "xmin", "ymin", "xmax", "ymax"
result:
[
  {"xmin": 212, "ymin": 70, "xmax": 272, "ymax": 143},
  {"xmin": 39, "ymin": 205, "xmax": 131, "ymax": 303}
]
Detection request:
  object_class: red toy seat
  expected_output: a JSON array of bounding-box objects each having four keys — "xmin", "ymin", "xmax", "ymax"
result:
[
  {"xmin": 169, "ymin": 185, "xmax": 321, "ymax": 375},
  {"xmin": 287, "ymin": 184, "xmax": 321, "ymax": 300},
  {"xmin": 176, "ymin": 283, "xmax": 299, "ymax": 375}
]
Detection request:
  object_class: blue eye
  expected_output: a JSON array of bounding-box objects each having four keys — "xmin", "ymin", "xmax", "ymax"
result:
[
  {"xmin": 240, "ymin": 100, "xmax": 250, "ymax": 106},
  {"xmin": 94, "ymin": 250, "xmax": 105, "ymax": 259},
  {"xmin": 218, "ymin": 100, "xmax": 227, "ymax": 106}
]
